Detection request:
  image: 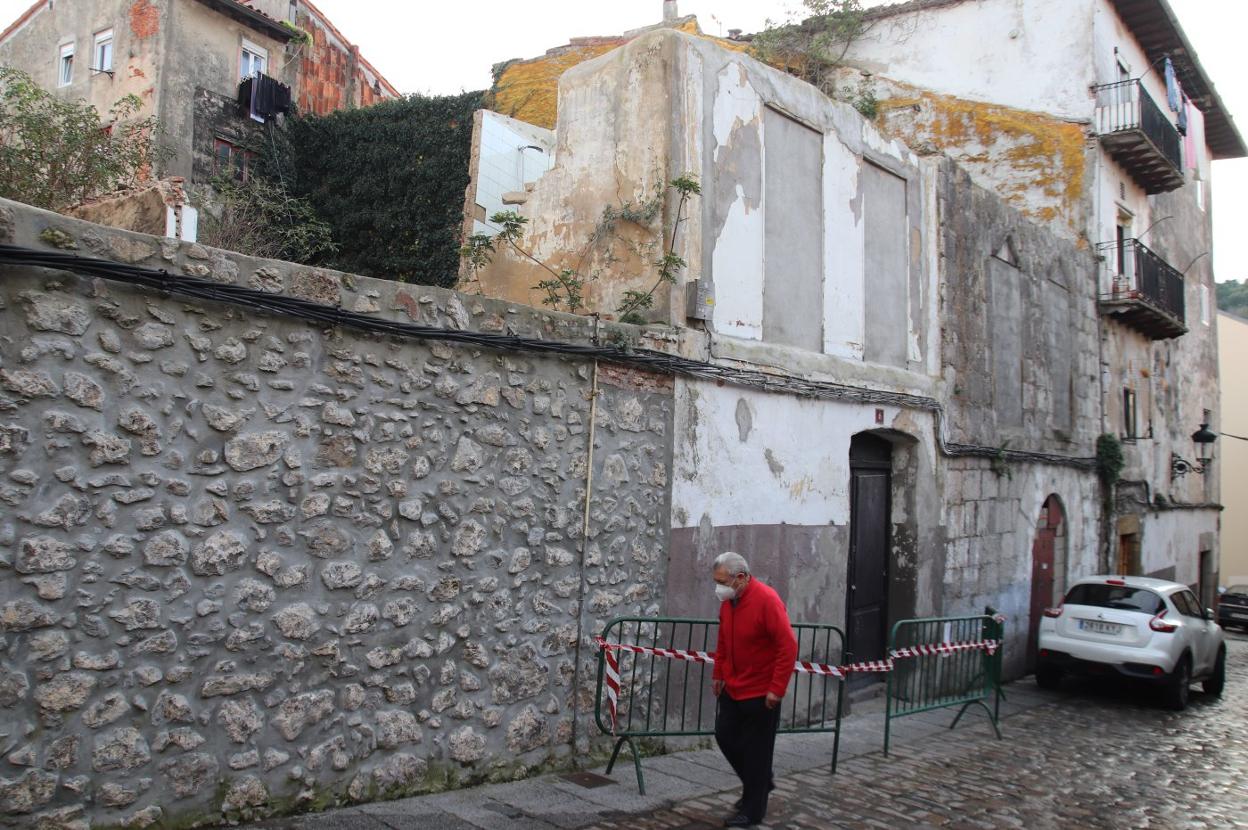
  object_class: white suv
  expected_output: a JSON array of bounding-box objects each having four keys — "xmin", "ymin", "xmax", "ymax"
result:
[{"xmin": 1036, "ymin": 575, "xmax": 1226, "ymax": 710}]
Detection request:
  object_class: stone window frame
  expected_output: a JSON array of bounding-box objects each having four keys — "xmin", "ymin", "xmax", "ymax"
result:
[{"xmin": 57, "ymin": 40, "xmax": 74, "ymax": 87}]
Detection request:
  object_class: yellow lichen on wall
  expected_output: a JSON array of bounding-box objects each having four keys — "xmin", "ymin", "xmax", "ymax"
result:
[
  {"xmin": 492, "ymin": 20, "xmax": 746, "ymax": 129},
  {"xmin": 492, "ymin": 42, "xmax": 626, "ymax": 130},
  {"xmin": 875, "ymin": 89, "xmax": 1089, "ymax": 237}
]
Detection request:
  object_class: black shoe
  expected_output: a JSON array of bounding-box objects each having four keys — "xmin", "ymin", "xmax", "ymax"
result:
[
  {"xmin": 732, "ymin": 782, "xmax": 776, "ymax": 812},
  {"xmin": 723, "ymin": 815, "xmax": 757, "ymax": 828}
]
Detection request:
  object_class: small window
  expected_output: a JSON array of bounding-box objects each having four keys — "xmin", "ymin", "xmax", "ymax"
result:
[
  {"xmin": 240, "ymin": 39, "xmax": 267, "ymax": 79},
  {"xmin": 1122, "ymin": 388, "xmax": 1137, "ymax": 440},
  {"xmin": 288, "ymin": 0, "xmax": 298, "ymax": 21},
  {"xmin": 93, "ymin": 29, "xmax": 113, "ymax": 73},
  {"xmin": 1200, "ymin": 284, "xmax": 1210, "ymax": 326},
  {"xmin": 58, "ymin": 42, "xmax": 74, "ymax": 86},
  {"xmin": 213, "ymin": 138, "xmax": 255, "ymax": 183}
]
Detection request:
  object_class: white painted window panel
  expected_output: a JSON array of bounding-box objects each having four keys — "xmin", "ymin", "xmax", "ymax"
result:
[
  {"xmin": 822, "ymin": 135, "xmax": 865, "ymax": 360},
  {"xmin": 93, "ymin": 29, "xmax": 113, "ymax": 72},
  {"xmin": 58, "ymin": 42, "xmax": 74, "ymax": 86}
]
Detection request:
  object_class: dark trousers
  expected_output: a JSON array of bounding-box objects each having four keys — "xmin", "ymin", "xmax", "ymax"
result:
[{"xmin": 715, "ymin": 693, "xmax": 780, "ymax": 822}]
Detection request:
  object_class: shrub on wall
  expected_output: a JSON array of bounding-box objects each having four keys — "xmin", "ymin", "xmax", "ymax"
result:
[
  {"xmin": 261, "ymin": 91, "xmax": 483, "ymax": 287},
  {"xmin": 0, "ymin": 67, "xmax": 168, "ymax": 211}
]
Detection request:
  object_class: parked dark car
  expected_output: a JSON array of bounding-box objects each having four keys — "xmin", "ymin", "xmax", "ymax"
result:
[{"xmin": 1218, "ymin": 585, "xmax": 1248, "ymax": 630}]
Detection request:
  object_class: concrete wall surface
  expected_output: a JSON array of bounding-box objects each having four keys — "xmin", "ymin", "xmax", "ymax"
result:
[
  {"xmin": 0, "ymin": 197, "xmax": 673, "ymax": 828},
  {"xmin": 1218, "ymin": 311, "xmax": 1248, "ymax": 586},
  {"xmin": 0, "ymin": 0, "xmax": 166, "ymax": 123}
]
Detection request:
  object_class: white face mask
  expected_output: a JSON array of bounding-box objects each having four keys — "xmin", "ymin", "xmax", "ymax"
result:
[{"xmin": 714, "ymin": 579, "xmax": 738, "ymax": 602}]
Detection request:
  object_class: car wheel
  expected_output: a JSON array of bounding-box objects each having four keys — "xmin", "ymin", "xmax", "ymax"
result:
[
  {"xmin": 1036, "ymin": 665, "xmax": 1062, "ymax": 691},
  {"xmin": 1164, "ymin": 656, "xmax": 1190, "ymax": 711},
  {"xmin": 1202, "ymin": 647, "xmax": 1226, "ymax": 697}
]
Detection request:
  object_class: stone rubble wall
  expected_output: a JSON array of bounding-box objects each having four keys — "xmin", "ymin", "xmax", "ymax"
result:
[{"xmin": 0, "ymin": 199, "xmax": 673, "ymax": 828}]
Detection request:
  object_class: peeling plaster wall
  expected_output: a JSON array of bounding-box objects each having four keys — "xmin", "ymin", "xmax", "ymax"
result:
[
  {"xmin": 700, "ymin": 37, "xmax": 932, "ymax": 370},
  {"xmin": 831, "ymin": 68, "xmax": 1093, "ymax": 240},
  {"xmin": 159, "ymin": 0, "xmax": 290, "ymax": 180},
  {"xmin": 463, "ymin": 31, "xmax": 683, "ymax": 318},
  {"xmin": 1217, "ymin": 311, "xmax": 1248, "ymax": 586},
  {"xmin": 489, "ymin": 17, "xmax": 744, "ymax": 131},
  {"xmin": 668, "ymin": 378, "xmax": 940, "ymax": 636},
  {"xmin": 0, "ymin": 198, "xmax": 672, "ymax": 829},
  {"xmin": 466, "ymin": 28, "xmax": 934, "ymax": 353},
  {"xmin": 0, "ymin": 0, "xmax": 166, "ymax": 124},
  {"xmin": 847, "ymin": 0, "xmax": 1096, "ymax": 122},
  {"xmin": 937, "ymin": 163, "xmax": 1102, "ymax": 454}
]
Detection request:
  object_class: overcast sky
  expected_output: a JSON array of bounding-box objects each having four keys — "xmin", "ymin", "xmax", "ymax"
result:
[{"xmin": 2, "ymin": 0, "xmax": 1244, "ymax": 282}]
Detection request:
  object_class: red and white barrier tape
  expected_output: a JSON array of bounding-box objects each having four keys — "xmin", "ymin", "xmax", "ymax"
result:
[
  {"xmin": 890, "ymin": 638, "xmax": 1001, "ymax": 659},
  {"xmin": 595, "ymin": 635, "xmax": 1002, "ymax": 733}
]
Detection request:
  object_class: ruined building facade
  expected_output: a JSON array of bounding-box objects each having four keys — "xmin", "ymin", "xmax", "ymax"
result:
[
  {"xmin": 463, "ymin": 1, "xmax": 1236, "ymax": 677},
  {"xmin": 0, "ymin": 0, "xmax": 397, "ymax": 189}
]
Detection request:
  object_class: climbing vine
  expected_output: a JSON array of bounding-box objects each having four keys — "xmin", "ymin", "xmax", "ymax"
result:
[{"xmin": 461, "ymin": 174, "xmax": 700, "ymax": 321}]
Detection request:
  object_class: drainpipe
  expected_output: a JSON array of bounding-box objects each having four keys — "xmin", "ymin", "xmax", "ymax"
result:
[{"xmin": 569, "ymin": 358, "xmax": 600, "ymax": 764}]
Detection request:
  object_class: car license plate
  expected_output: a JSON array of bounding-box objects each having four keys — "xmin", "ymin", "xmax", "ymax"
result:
[{"xmin": 1078, "ymin": 619, "xmax": 1122, "ymax": 635}]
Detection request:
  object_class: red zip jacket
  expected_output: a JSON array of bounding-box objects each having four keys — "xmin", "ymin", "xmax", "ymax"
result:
[{"xmin": 712, "ymin": 577, "xmax": 798, "ymax": 700}]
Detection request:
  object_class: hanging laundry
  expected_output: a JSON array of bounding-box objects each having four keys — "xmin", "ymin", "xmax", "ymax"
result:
[
  {"xmin": 1182, "ymin": 98, "xmax": 1196, "ymax": 169},
  {"xmin": 1177, "ymin": 93, "xmax": 1188, "ymax": 136},
  {"xmin": 1164, "ymin": 56, "xmax": 1180, "ymax": 112}
]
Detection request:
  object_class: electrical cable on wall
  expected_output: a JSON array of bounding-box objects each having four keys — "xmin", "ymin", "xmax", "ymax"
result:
[{"xmin": 0, "ymin": 244, "xmax": 1096, "ymax": 470}]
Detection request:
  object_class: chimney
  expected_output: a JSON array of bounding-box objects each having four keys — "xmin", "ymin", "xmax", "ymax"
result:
[{"xmin": 663, "ymin": 0, "xmax": 678, "ymax": 22}]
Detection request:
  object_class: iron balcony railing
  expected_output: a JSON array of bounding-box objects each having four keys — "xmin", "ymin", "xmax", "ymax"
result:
[
  {"xmin": 1093, "ymin": 78, "xmax": 1178, "ymax": 187},
  {"xmin": 1097, "ymin": 238, "xmax": 1185, "ymax": 323}
]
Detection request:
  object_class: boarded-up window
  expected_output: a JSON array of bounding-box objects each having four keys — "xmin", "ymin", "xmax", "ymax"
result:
[
  {"xmin": 1044, "ymin": 275, "xmax": 1074, "ymax": 433},
  {"xmin": 989, "ymin": 258, "xmax": 1023, "ymax": 428},
  {"xmin": 762, "ymin": 107, "xmax": 823, "ymax": 352},
  {"xmin": 863, "ymin": 163, "xmax": 908, "ymax": 367}
]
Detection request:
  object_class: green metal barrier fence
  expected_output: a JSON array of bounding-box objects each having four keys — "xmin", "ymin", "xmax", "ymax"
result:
[
  {"xmin": 593, "ymin": 616, "xmax": 846, "ymax": 794},
  {"xmin": 883, "ymin": 613, "xmax": 1005, "ymax": 755}
]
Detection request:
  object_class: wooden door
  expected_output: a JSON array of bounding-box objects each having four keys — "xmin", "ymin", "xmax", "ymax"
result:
[
  {"xmin": 848, "ymin": 435, "xmax": 891, "ymax": 667},
  {"xmin": 1027, "ymin": 496, "xmax": 1062, "ymax": 670}
]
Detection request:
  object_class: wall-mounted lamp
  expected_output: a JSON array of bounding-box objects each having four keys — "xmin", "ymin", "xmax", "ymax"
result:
[{"xmin": 1171, "ymin": 422, "xmax": 1217, "ymax": 476}]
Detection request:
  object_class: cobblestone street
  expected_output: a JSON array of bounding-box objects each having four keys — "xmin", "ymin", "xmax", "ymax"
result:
[
  {"xmin": 586, "ymin": 634, "xmax": 1248, "ymax": 830},
  {"xmin": 266, "ymin": 634, "xmax": 1248, "ymax": 830}
]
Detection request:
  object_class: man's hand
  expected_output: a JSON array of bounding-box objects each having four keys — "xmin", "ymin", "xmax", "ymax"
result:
[
  {"xmin": 764, "ymin": 692, "xmax": 781, "ymax": 709},
  {"xmin": 712, "ymin": 679, "xmax": 725, "ymax": 697}
]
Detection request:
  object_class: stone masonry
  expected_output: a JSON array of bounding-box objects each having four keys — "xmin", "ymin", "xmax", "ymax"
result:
[{"xmin": 0, "ymin": 199, "xmax": 673, "ymax": 828}]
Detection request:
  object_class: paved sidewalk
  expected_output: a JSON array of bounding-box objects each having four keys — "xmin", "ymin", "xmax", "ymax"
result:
[{"xmin": 255, "ymin": 677, "xmax": 1062, "ymax": 830}]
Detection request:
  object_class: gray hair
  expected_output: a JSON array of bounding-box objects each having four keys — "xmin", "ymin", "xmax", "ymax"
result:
[{"xmin": 712, "ymin": 551, "xmax": 750, "ymax": 576}]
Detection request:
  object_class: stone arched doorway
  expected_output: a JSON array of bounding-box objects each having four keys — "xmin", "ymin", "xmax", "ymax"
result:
[{"xmin": 1027, "ymin": 495, "xmax": 1067, "ymax": 671}]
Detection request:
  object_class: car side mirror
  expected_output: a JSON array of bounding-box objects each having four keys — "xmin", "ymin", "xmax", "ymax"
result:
[{"xmin": 1205, "ymin": 608, "xmax": 1215, "ymax": 621}]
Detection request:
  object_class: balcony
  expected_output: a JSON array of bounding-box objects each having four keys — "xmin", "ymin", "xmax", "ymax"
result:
[
  {"xmin": 1094, "ymin": 80, "xmax": 1184, "ymax": 194},
  {"xmin": 1097, "ymin": 239, "xmax": 1187, "ymax": 340}
]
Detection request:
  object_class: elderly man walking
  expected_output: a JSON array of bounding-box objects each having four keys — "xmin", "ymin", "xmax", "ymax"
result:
[{"xmin": 711, "ymin": 552, "xmax": 798, "ymax": 828}]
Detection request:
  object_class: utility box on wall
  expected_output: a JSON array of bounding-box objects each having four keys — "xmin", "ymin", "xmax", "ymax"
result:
[{"xmin": 686, "ymin": 279, "xmax": 715, "ymax": 321}]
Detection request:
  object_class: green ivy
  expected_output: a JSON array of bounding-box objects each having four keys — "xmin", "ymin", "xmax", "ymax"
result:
[
  {"xmin": 259, "ymin": 91, "xmax": 484, "ymax": 287},
  {"xmin": 1096, "ymin": 433, "xmax": 1125, "ymax": 486}
]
